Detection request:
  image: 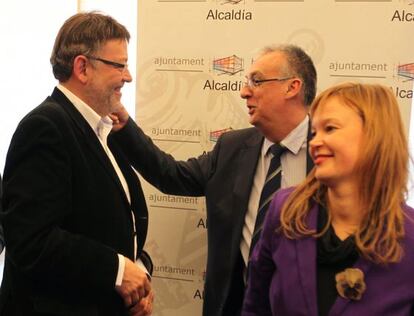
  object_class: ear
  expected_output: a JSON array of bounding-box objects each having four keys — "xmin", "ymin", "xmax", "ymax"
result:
[
  {"xmin": 285, "ymin": 78, "xmax": 302, "ymax": 99},
  {"xmin": 72, "ymin": 55, "xmax": 89, "ymax": 84}
]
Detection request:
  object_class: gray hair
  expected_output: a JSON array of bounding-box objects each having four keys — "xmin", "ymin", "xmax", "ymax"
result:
[{"xmin": 261, "ymin": 44, "xmax": 317, "ymax": 106}]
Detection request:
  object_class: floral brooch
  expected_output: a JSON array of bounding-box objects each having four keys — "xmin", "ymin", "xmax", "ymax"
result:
[{"xmin": 335, "ymin": 268, "xmax": 366, "ymax": 300}]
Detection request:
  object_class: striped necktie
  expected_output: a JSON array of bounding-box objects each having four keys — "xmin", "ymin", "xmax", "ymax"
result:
[{"xmin": 249, "ymin": 143, "xmax": 286, "ymax": 257}]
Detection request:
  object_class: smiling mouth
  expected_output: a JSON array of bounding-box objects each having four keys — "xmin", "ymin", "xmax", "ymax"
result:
[{"xmin": 314, "ymin": 155, "xmax": 332, "ymax": 165}]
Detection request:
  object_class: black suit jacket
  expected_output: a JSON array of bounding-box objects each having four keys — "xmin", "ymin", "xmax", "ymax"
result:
[
  {"xmin": 0, "ymin": 174, "xmax": 4, "ymax": 253},
  {"xmin": 0, "ymin": 88, "xmax": 151, "ymax": 316},
  {"xmin": 113, "ymin": 118, "xmax": 313, "ymax": 316}
]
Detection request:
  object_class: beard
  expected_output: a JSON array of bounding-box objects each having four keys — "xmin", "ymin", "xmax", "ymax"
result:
[{"xmin": 85, "ymin": 79, "xmax": 121, "ymax": 117}]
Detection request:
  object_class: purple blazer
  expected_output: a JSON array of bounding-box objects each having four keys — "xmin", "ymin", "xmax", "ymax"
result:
[{"xmin": 242, "ymin": 187, "xmax": 414, "ymax": 316}]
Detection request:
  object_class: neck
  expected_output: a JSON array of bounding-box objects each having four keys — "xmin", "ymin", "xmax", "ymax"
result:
[
  {"xmin": 327, "ymin": 185, "xmax": 362, "ymax": 240},
  {"xmin": 61, "ymin": 81, "xmax": 106, "ymax": 117},
  {"xmin": 262, "ymin": 103, "xmax": 307, "ymax": 142}
]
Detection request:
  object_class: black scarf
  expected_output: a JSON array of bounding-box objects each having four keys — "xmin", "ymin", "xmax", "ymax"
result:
[{"xmin": 316, "ymin": 204, "xmax": 359, "ymax": 316}]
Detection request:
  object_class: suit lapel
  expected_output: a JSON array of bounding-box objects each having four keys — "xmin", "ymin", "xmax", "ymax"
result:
[
  {"xmin": 109, "ymin": 139, "xmax": 149, "ymax": 259},
  {"xmin": 51, "ymin": 88, "xmax": 130, "ymax": 209},
  {"xmin": 232, "ymin": 130, "xmax": 263, "ymax": 221},
  {"xmin": 296, "ymin": 202, "xmax": 319, "ymax": 316},
  {"xmin": 233, "ymin": 119, "xmax": 313, "ymax": 205}
]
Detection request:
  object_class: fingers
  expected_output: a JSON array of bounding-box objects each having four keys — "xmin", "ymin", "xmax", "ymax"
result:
[
  {"xmin": 142, "ymin": 276, "xmax": 151, "ymax": 297},
  {"xmin": 129, "ymin": 291, "xmax": 154, "ymax": 316},
  {"xmin": 108, "ymin": 113, "xmax": 120, "ymax": 125},
  {"xmin": 110, "ymin": 105, "xmax": 130, "ymax": 131},
  {"xmin": 116, "ymin": 287, "xmax": 136, "ymax": 307},
  {"xmin": 116, "ymin": 258, "xmax": 152, "ymax": 310},
  {"xmin": 137, "ymin": 281, "xmax": 146, "ymax": 299},
  {"xmin": 129, "ymin": 290, "xmax": 141, "ymax": 307},
  {"xmin": 121, "ymin": 285, "xmax": 146, "ymax": 308}
]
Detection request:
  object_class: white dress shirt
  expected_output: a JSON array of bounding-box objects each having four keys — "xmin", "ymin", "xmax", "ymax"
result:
[{"xmin": 240, "ymin": 116, "xmax": 309, "ymax": 267}]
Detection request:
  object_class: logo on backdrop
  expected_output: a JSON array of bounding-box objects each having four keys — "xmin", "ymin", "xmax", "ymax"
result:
[
  {"xmin": 203, "ymin": 55, "xmax": 244, "ymax": 91},
  {"xmin": 394, "ymin": 63, "xmax": 414, "ymax": 99},
  {"xmin": 213, "ymin": 55, "xmax": 244, "ymax": 75},
  {"xmin": 397, "ymin": 63, "xmax": 414, "ymax": 81}
]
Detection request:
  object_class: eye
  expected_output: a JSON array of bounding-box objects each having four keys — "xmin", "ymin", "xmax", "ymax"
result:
[
  {"xmin": 251, "ymin": 78, "xmax": 261, "ymax": 87},
  {"xmin": 310, "ymin": 130, "xmax": 316, "ymax": 139},
  {"xmin": 325, "ymin": 125, "xmax": 337, "ymax": 133}
]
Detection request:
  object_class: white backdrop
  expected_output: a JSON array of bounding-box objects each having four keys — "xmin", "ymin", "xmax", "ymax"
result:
[{"xmin": 136, "ymin": 1, "xmax": 414, "ymax": 315}]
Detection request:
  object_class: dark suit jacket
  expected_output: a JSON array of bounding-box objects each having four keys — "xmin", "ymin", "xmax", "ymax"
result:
[
  {"xmin": 113, "ymin": 118, "xmax": 313, "ymax": 316},
  {"xmin": 0, "ymin": 88, "xmax": 151, "ymax": 316},
  {"xmin": 243, "ymin": 188, "xmax": 414, "ymax": 316},
  {"xmin": 0, "ymin": 174, "xmax": 4, "ymax": 253}
]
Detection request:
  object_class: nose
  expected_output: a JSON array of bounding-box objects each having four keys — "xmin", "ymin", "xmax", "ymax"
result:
[
  {"xmin": 123, "ymin": 67, "xmax": 132, "ymax": 83},
  {"xmin": 309, "ymin": 135, "xmax": 319, "ymax": 148},
  {"xmin": 308, "ymin": 133, "xmax": 322, "ymax": 156},
  {"xmin": 240, "ymin": 85, "xmax": 252, "ymax": 99}
]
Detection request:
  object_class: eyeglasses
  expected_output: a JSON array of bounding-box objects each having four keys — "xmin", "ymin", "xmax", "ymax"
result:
[
  {"xmin": 86, "ymin": 56, "xmax": 128, "ymax": 72},
  {"xmin": 244, "ymin": 76, "xmax": 293, "ymax": 88}
]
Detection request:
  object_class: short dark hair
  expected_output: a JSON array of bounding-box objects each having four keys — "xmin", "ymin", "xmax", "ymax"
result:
[
  {"xmin": 262, "ymin": 45, "xmax": 317, "ymax": 106},
  {"xmin": 50, "ymin": 11, "xmax": 130, "ymax": 82}
]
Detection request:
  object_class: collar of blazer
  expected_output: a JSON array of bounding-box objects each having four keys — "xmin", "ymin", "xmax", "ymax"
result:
[{"xmin": 50, "ymin": 88, "xmax": 131, "ymax": 207}]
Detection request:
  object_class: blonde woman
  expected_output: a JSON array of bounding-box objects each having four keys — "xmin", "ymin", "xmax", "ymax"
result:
[{"xmin": 242, "ymin": 83, "xmax": 414, "ymax": 316}]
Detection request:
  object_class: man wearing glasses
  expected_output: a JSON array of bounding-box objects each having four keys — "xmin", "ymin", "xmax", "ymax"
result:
[
  {"xmin": 0, "ymin": 12, "xmax": 153, "ymax": 316},
  {"xmin": 113, "ymin": 44, "xmax": 317, "ymax": 316}
]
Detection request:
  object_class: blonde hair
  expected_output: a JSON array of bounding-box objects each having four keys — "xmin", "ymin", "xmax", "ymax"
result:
[{"xmin": 281, "ymin": 82, "xmax": 408, "ymax": 264}]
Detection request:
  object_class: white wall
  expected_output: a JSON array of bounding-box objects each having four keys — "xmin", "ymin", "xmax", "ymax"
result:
[{"xmin": 0, "ymin": 0, "xmax": 77, "ymax": 284}]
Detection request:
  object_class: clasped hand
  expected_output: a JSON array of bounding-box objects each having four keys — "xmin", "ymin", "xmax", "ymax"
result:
[{"xmin": 116, "ymin": 258, "xmax": 153, "ymax": 315}]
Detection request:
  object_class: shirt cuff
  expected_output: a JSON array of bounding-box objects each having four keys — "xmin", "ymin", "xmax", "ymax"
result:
[
  {"xmin": 136, "ymin": 258, "xmax": 151, "ymax": 280},
  {"xmin": 115, "ymin": 254, "xmax": 126, "ymax": 287}
]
